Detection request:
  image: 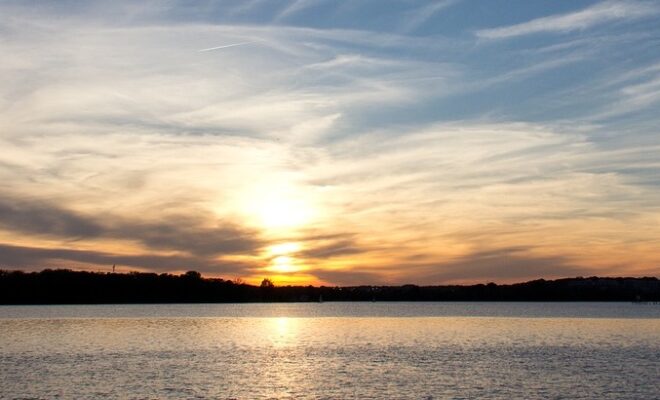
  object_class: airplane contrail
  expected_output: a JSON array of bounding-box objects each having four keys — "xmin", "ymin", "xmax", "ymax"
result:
[{"xmin": 198, "ymin": 40, "xmax": 262, "ymax": 52}]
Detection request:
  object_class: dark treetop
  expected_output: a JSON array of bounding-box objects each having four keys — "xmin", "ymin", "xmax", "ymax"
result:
[{"xmin": 0, "ymin": 269, "xmax": 658, "ymax": 304}]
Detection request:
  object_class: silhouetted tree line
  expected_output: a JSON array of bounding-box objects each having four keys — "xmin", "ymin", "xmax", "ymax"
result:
[{"xmin": 0, "ymin": 269, "xmax": 658, "ymax": 304}]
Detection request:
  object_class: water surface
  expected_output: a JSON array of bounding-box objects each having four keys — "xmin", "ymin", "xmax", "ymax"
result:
[{"xmin": 1, "ymin": 303, "xmax": 658, "ymax": 399}]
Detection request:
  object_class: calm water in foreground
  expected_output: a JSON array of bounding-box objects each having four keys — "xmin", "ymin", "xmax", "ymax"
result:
[{"xmin": 1, "ymin": 303, "xmax": 659, "ymax": 399}]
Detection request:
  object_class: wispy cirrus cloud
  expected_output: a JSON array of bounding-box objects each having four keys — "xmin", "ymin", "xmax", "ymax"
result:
[
  {"xmin": 476, "ymin": 1, "xmax": 658, "ymax": 40},
  {"xmin": 400, "ymin": 0, "xmax": 458, "ymax": 33},
  {"xmin": 274, "ymin": 0, "xmax": 327, "ymax": 22},
  {"xmin": 198, "ymin": 40, "xmax": 264, "ymax": 52},
  {"xmin": 595, "ymin": 69, "xmax": 660, "ymax": 120}
]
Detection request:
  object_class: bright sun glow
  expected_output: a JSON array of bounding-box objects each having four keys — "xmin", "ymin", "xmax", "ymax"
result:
[
  {"xmin": 241, "ymin": 180, "xmax": 317, "ymax": 231},
  {"xmin": 266, "ymin": 242, "xmax": 303, "ymax": 274},
  {"xmin": 270, "ymin": 255, "xmax": 297, "ymax": 273},
  {"xmin": 239, "ymin": 181, "xmax": 316, "ymax": 276},
  {"xmin": 256, "ymin": 194, "xmax": 313, "ymax": 229},
  {"xmin": 269, "ymin": 242, "xmax": 301, "ymax": 256}
]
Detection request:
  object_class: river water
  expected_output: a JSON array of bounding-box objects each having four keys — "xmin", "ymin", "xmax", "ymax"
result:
[{"xmin": 1, "ymin": 302, "xmax": 658, "ymax": 399}]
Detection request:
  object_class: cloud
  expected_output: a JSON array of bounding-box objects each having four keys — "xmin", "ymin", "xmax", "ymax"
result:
[
  {"xmin": 0, "ymin": 194, "xmax": 264, "ymax": 257},
  {"xmin": 400, "ymin": 0, "xmax": 458, "ymax": 32},
  {"xmin": 595, "ymin": 71, "xmax": 660, "ymax": 120},
  {"xmin": 300, "ymin": 238, "xmax": 367, "ymax": 259},
  {"xmin": 476, "ymin": 1, "xmax": 657, "ymax": 40},
  {"xmin": 198, "ymin": 40, "xmax": 263, "ymax": 52},
  {"xmin": 0, "ymin": 196, "xmax": 104, "ymax": 239},
  {"xmin": 0, "ymin": 243, "xmax": 253, "ymax": 275},
  {"xmin": 118, "ymin": 218, "xmax": 263, "ymax": 256},
  {"xmin": 306, "ymin": 268, "xmax": 388, "ymax": 286},
  {"xmin": 0, "ymin": 20, "xmax": 455, "ymax": 147},
  {"xmin": 402, "ymin": 247, "xmax": 589, "ymax": 284},
  {"xmin": 274, "ymin": 0, "xmax": 326, "ymax": 22}
]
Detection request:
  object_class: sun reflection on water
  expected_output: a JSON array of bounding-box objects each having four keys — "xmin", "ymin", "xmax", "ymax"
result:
[{"xmin": 270, "ymin": 317, "xmax": 299, "ymax": 347}]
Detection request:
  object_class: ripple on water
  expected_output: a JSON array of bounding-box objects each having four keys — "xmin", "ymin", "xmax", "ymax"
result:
[{"xmin": 1, "ymin": 304, "xmax": 659, "ymax": 399}]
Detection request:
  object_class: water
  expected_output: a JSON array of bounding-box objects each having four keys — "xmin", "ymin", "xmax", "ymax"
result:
[{"xmin": 1, "ymin": 303, "xmax": 658, "ymax": 399}]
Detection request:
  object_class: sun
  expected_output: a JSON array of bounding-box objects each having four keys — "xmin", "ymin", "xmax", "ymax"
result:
[
  {"xmin": 242, "ymin": 180, "xmax": 317, "ymax": 232},
  {"xmin": 256, "ymin": 194, "xmax": 313, "ymax": 229},
  {"xmin": 270, "ymin": 256, "xmax": 297, "ymax": 273},
  {"xmin": 267, "ymin": 242, "xmax": 303, "ymax": 274},
  {"xmin": 236, "ymin": 179, "xmax": 317, "ymax": 275}
]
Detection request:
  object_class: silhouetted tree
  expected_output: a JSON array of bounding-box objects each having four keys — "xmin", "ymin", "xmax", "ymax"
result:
[
  {"xmin": 184, "ymin": 271, "xmax": 201, "ymax": 280},
  {"xmin": 260, "ymin": 278, "xmax": 275, "ymax": 288}
]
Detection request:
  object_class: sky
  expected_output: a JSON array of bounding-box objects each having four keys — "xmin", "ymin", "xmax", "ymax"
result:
[{"xmin": 1, "ymin": 0, "xmax": 659, "ymax": 285}]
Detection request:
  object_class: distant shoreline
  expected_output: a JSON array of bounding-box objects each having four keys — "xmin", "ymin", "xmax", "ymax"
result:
[{"xmin": 1, "ymin": 269, "xmax": 658, "ymax": 304}]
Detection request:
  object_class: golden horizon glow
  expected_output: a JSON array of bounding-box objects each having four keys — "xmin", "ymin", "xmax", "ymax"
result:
[
  {"xmin": 269, "ymin": 255, "xmax": 298, "ymax": 273},
  {"xmin": 264, "ymin": 242, "xmax": 304, "ymax": 274}
]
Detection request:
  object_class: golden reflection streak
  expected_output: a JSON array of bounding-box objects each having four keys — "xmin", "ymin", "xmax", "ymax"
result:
[{"xmin": 269, "ymin": 317, "xmax": 300, "ymax": 348}]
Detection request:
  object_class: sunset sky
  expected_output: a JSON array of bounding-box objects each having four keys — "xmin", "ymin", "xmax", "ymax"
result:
[{"xmin": 1, "ymin": 0, "xmax": 659, "ymax": 285}]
